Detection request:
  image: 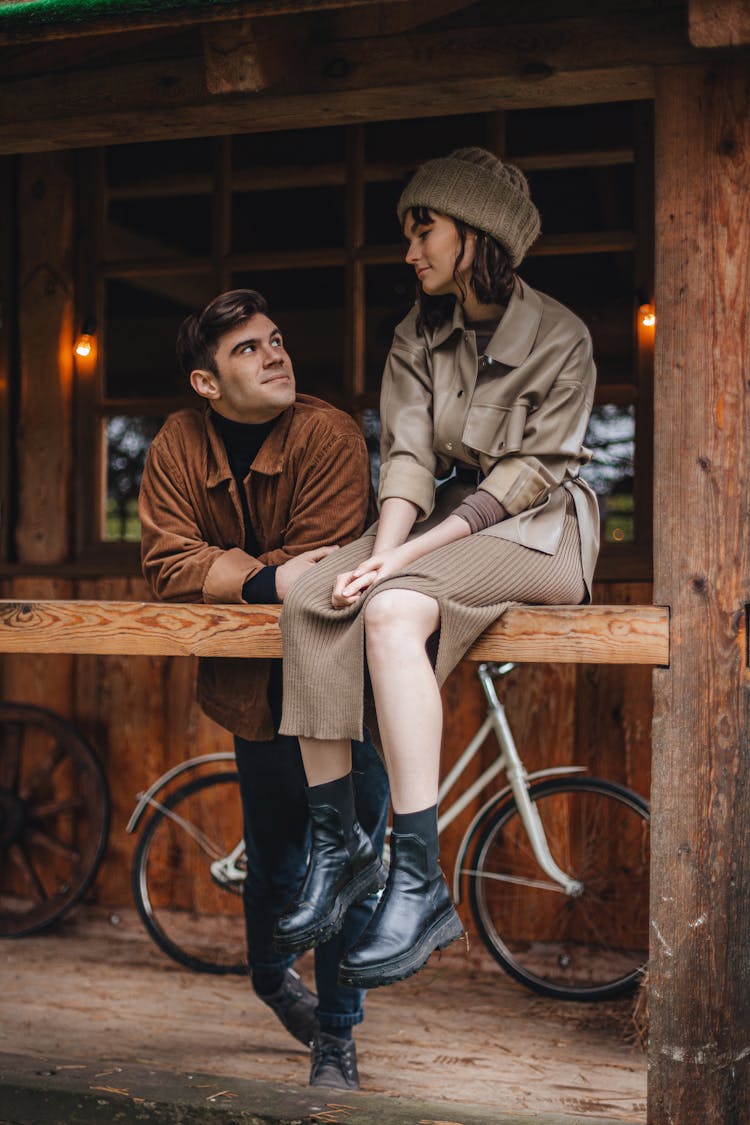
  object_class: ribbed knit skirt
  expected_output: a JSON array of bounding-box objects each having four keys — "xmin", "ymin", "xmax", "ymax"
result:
[{"xmin": 279, "ymin": 497, "xmax": 585, "ymax": 742}]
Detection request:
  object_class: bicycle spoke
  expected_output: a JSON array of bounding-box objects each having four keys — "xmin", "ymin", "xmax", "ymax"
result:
[
  {"xmin": 9, "ymin": 843, "xmax": 48, "ymax": 901},
  {"xmin": 30, "ymin": 797, "xmax": 84, "ymax": 818},
  {"xmin": 462, "ymin": 867, "xmax": 567, "ymax": 893},
  {"xmin": 19, "ymin": 742, "xmax": 66, "ymax": 800},
  {"xmin": 0, "ymin": 722, "xmax": 23, "ymax": 792},
  {"xmin": 27, "ymin": 828, "xmax": 80, "ymax": 864}
]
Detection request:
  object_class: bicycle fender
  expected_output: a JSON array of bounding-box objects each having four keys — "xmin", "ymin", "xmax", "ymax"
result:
[{"xmin": 125, "ymin": 751, "xmax": 236, "ymax": 833}]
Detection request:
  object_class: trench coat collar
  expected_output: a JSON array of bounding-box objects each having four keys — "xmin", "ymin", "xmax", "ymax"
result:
[
  {"xmin": 204, "ymin": 402, "xmax": 294, "ymax": 487},
  {"xmin": 430, "ymin": 279, "xmax": 543, "ymax": 367}
]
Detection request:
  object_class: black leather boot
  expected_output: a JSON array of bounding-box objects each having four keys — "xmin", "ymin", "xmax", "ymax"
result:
[
  {"xmin": 338, "ymin": 829, "xmax": 464, "ymax": 989},
  {"xmin": 274, "ymin": 803, "xmax": 386, "ymax": 956}
]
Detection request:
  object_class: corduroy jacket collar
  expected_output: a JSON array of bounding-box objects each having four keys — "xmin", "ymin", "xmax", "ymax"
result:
[{"xmin": 204, "ymin": 402, "xmax": 296, "ymax": 488}]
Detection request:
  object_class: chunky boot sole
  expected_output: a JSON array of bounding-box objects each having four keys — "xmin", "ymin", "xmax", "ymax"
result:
[
  {"xmin": 338, "ymin": 905, "xmax": 464, "ymax": 989},
  {"xmin": 273, "ymin": 857, "xmax": 387, "ymax": 957}
]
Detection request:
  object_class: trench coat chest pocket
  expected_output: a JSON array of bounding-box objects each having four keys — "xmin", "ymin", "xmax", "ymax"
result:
[{"xmin": 462, "ymin": 399, "xmax": 529, "ymax": 458}]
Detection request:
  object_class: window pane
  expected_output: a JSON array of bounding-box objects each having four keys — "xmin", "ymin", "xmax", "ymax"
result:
[
  {"xmin": 232, "ymin": 127, "xmax": 345, "ymax": 170},
  {"xmin": 104, "ymin": 195, "xmax": 212, "ymax": 260},
  {"xmin": 104, "ymin": 275, "xmax": 215, "ymax": 399},
  {"xmin": 106, "ymin": 138, "xmax": 215, "ymax": 188},
  {"xmin": 362, "ymin": 407, "xmax": 381, "ymax": 492},
  {"xmin": 104, "ymin": 416, "xmax": 164, "ymax": 542},
  {"xmin": 232, "ymin": 185, "xmax": 345, "ymax": 252},
  {"xmin": 506, "ymin": 102, "xmax": 635, "ymax": 157},
  {"xmin": 581, "ymin": 403, "xmax": 635, "ymax": 544},
  {"xmin": 231, "ymin": 268, "xmax": 345, "ymax": 405},
  {"xmin": 525, "ymin": 165, "xmax": 634, "ymax": 235},
  {"xmin": 365, "ymin": 264, "xmax": 415, "ymax": 394},
  {"xmin": 366, "ymin": 114, "xmax": 486, "ymax": 164},
  {"xmin": 365, "ymin": 179, "xmax": 407, "ymax": 244},
  {"xmin": 520, "ymin": 253, "xmax": 634, "ymax": 386}
]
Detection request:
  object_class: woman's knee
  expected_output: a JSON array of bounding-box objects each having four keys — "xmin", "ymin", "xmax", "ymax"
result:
[{"xmin": 364, "ymin": 589, "xmax": 439, "ymax": 646}]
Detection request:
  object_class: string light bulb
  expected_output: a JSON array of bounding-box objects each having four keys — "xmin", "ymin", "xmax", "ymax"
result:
[
  {"xmin": 74, "ymin": 317, "xmax": 97, "ymax": 359},
  {"xmin": 638, "ymin": 303, "xmax": 656, "ymax": 329}
]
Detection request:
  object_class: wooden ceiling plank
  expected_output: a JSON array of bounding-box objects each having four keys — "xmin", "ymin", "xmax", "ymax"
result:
[{"xmin": 0, "ymin": 71, "xmax": 656, "ymax": 156}]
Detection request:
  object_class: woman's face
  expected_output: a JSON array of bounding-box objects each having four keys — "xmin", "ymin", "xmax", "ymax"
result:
[{"xmin": 403, "ymin": 210, "xmax": 475, "ymax": 299}]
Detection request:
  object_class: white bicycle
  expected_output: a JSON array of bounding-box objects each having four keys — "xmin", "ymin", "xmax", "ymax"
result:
[{"xmin": 128, "ymin": 662, "xmax": 649, "ymax": 1001}]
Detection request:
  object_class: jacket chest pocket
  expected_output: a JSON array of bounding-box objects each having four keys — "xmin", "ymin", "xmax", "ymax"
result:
[{"xmin": 462, "ymin": 399, "xmax": 529, "ymax": 458}]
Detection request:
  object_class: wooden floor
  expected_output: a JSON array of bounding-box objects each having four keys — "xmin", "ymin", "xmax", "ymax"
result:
[{"xmin": 1, "ymin": 906, "xmax": 646, "ymax": 1121}]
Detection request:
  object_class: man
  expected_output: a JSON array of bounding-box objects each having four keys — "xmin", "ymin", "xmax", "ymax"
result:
[{"xmin": 139, "ymin": 289, "xmax": 389, "ymax": 1091}]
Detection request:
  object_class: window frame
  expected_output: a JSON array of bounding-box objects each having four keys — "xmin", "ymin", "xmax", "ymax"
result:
[{"xmin": 73, "ymin": 108, "xmax": 654, "ymax": 580}]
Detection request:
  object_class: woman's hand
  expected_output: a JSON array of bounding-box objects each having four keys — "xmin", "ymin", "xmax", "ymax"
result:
[{"xmin": 331, "ymin": 544, "xmax": 412, "ymax": 608}]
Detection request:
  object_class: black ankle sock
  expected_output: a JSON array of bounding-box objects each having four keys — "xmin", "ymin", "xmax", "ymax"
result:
[
  {"xmin": 392, "ymin": 804, "xmax": 438, "ymax": 841},
  {"xmin": 252, "ymin": 968, "xmax": 286, "ymax": 997},
  {"xmin": 319, "ymin": 1024, "xmax": 352, "ymax": 1041},
  {"xmin": 308, "ymin": 773, "xmax": 357, "ymax": 838},
  {"xmin": 392, "ymin": 804, "xmax": 439, "ymax": 876}
]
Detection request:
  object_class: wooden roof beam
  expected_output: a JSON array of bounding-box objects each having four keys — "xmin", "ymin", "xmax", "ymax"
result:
[
  {"xmin": 689, "ymin": 0, "xmax": 750, "ymax": 47},
  {"xmin": 0, "ymin": 9, "xmax": 719, "ymax": 155},
  {"xmin": 202, "ymin": 19, "xmax": 298, "ymax": 94}
]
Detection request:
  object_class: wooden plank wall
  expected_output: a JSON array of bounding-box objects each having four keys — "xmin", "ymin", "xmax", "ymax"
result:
[{"xmin": 0, "ymin": 574, "xmax": 652, "ymax": 926}]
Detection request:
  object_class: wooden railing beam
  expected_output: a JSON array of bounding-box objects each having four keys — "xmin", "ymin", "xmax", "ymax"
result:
[{"xmin": 0, "ymin": 600, "xmax": 669, "ymax": 665}]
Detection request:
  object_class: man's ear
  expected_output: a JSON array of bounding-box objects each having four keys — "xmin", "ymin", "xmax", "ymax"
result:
[{"xmin": 190, "ymin": 368, "xmax": 220, "ymax": 400}]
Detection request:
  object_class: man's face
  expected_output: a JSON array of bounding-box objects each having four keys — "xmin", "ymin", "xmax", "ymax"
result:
[{"xmin": 192, "ymin": 313, "xmax": 296, "ymax": 423}]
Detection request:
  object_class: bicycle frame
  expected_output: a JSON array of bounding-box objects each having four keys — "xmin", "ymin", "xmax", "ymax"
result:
[
  {"xmin": 448, "ymin": 663, "xmax": 585, "ymax": 903},
  {"xmin": 126, "ymin": 663, "xmax": 586, "ymax": 903}
]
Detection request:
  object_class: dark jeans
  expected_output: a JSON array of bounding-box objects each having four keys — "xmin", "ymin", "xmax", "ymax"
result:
[{"xmin": 233, "ymin": 674, "xmax": 389, "ymax": 1029}]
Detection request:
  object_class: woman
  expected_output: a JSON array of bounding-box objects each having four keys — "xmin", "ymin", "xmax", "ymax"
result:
[{"xmin": 274, "ymin": 147, "xmax": 600, "ymax": 990}]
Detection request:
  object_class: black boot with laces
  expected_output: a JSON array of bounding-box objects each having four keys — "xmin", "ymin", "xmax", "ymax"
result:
[{"xmin": 309, "ymin": 1031, "xmax": 360, "ymax": 1090}]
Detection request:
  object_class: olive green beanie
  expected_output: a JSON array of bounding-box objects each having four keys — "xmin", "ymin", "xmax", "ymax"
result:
[{"xmin": 397, "ymin": 147, "xmax": 541, "ymax": 268}]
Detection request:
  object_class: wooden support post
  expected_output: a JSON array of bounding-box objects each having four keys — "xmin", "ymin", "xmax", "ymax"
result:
[
  {"xmin": 651, "ymin": 62, "xmax": 750, "ymax": 1122},
  {"xmin": 16, "ymin": 152, "xmax": 74, "ymax": 565}
]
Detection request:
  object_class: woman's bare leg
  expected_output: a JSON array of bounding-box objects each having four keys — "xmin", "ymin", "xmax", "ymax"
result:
[
  {"xmin": 363, "ymin": 588, "xmax": 441, "ymax": 813},
  {"xmin": 298, "ymin": 738, "xmax": 352, "ymax": 786}
]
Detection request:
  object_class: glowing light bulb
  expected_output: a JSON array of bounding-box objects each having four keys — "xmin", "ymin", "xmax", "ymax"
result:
[
  {"xmin": 639, "ymin": 303, "xmax": 656, "ymax": 329},
  {"xmin": 74, "ymin": 333, "xmax": 94, "ymax": 358}
]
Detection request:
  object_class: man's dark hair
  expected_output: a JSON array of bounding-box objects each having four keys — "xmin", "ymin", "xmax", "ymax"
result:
[
  {"xmin": 406, "ymin": 207, "xmax": 517, "ymax": 335},
  {"xmin": 176, "ymin": 289, "xmax": 270, "ymax": 378}
]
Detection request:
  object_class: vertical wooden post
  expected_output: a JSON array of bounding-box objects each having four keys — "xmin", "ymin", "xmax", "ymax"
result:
[
  {"xmin": 16, "ymin": 152, "xmax": 75, "ymax": 564},
  {"xmin": 651, "ymin": 62, "xmax": 750, "ymax": 1123},
  {"xmin": 0, "ymin": 157, "xmax": 15, "ymax": 563}
]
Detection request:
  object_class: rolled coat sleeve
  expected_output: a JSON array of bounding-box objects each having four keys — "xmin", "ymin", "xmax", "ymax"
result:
[
  {"xmin": 139, "ymin": 441, "xmax": 260, "ymax": 604},
  {"xmin": 478, "ymin": 333, "xmax": 596, "ymax": 516},
  {"xmin": 378, "ymin": 338, "xmax": 437, "ymax": 519}
]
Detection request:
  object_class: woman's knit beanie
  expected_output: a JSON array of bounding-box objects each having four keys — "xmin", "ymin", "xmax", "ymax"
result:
[{"xmin": 397, "ymin": 147, "xmax": 541, "ymax": 268}]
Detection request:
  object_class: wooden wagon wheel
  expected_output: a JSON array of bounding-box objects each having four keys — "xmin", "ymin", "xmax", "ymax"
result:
[{"xmin": 0, "ymin": 703, "xmax": 110, "ymax": 937}]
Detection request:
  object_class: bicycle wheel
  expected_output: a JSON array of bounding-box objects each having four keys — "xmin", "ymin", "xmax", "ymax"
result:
[
  {"xmin": 0, "ymin": 703, "xmax": 110, "ymax": 937},
  {"xmin": 468, "ymin": 776, "xmax": 649, "ymax": 1001},
  {"xmin": 132, "ymin": 771, "xmax": 247, "ymax": 975}
]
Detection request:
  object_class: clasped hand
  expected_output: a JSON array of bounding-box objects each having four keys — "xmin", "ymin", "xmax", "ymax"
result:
[{"xmin": 332, "ymin": 543, "xmax": 412, "ymax": 608}]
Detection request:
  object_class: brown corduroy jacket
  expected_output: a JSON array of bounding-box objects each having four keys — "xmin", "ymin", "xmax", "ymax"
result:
[{"xmin": 139, "ymin": 396, "xmax": 374, "ymax": 739}]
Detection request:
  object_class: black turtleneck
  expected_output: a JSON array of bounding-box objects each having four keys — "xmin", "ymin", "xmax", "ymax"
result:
[{"xmin": 211, "ymin": 410, "xmax": 280, "ymax": 605}]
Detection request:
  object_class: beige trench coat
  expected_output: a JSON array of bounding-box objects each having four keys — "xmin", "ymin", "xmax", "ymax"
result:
[{"xmin": 377, "ymin": 279, "xmax": 600, "ymax": 595}]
